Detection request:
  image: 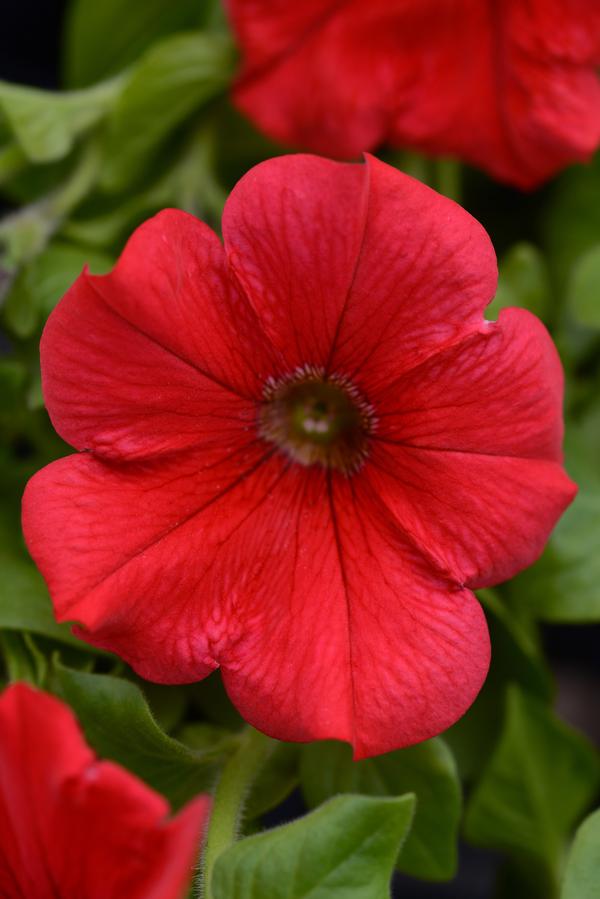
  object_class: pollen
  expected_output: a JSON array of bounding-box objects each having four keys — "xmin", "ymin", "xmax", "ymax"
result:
[{"xmin": 258, "ymin": 365, "xmax": 376, "ymax": 474}]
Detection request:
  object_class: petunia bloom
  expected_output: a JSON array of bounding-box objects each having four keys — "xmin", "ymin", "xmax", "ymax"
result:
[
  {"xmin": 0, "ymin": 682, "xmax": 209, "ymax": 899},
  {"xmin": 228, "ymin": 0, "xmax": 600, "ymax": 189},
  {"xmin": 23, "ymin": 155, "xmax": 575, "ymax": 758}
]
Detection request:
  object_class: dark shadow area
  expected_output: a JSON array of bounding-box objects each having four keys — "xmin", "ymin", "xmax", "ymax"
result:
[{"xmin": 0, "ymin": 0, "xmax": 64, "ymax": 88}]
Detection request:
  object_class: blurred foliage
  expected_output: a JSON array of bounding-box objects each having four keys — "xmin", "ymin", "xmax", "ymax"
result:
[
  {"xmin": 561, "ymin": 809, "xmax": 600, "ymax": 899},
  {"xmin": 1, "ymin": 2, "xmax": 599, "ymax": 897}
]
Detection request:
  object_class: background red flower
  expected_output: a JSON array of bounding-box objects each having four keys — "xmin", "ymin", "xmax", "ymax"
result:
[
  {"xmin": 23, "ymin": 155, "xmax": 575, "ymax": 758},
  {"xmin": 228, "ymin": 0, "xmax": 600, "ymax": 188},
  {"xmin": 0, "ymin": 683, "xmax": 209, "ymax": 899}
]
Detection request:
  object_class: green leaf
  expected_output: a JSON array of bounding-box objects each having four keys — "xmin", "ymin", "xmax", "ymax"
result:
[
  {"xmin": 562, "ymin": 809, "xmax": 600, "ymax": 899},
  {"xmin": 139, "ymin": 680, "xmax": 189, "ymax": 734},
  {"xmin": 3, "ymin": 241, "xmax": 113, "ymax": 336},
  {"xmin": 567, "ymin": 245, "xmax": 600, "ymax": 329},
  {"xmin": 190, "ymin": 669, "xmax": 244, "ymax": 730},
  {"xmin": 0, "ymin": 631, "xmax": 47, "ymax": 685},
  {"xmin": 487, "ymin": 242, "xmax": 550, "ymax": 321},
  {"xmin": 245, "ymin": 742, "xmax": 300, "ymax": 821},
  {"xmin": 212, "ymin": 794, "xmax": 415, "ymax": 899},
  {"xmin": 1, "ymin": 142, "xmax": 102, "ymax": 270},
  {"xmin": 444, "ymin": 589, "xmax": 551, "ymax": 781},
  {"xmin": 51, "ymin": 661, "xmax": 236, "ymax": 808},
  {"xmin": 0, "ymin": 78, "xmax": 123, "ymax": 163},
  {"xmin": 464, "ymin": 687, "xmax": 600, "ymax": 894},
  {"xmin": 507, "ymin": 410, "xmax": 600, "ymax": 622},
  {"xmin": 62, "ymin": 181, "xmax": 173, "ymax": 248},
  {"xmin": 101, "ymin": 32, "xmax": 236, "ymax": 191},
  {"xmin": 0, "ymin": 361, "xmax": 26, "ymax": 414},
  {"xmin": 0, "ymin": 142, "xmax": 26, "ymax": 186},
  {"xmin": 542, "ymin": 153, "xmax": 600, "ymax": 294},
  {"xmin": 178, "ymin": 721, "xmax": 237, "ymax": 755},
  {"xmin": 63, "ymin": 0, "xmax": 210, "ymax": 88},
  {"xmin": 0, "ymin": 552, "xmax": 99, "ymax": 650},
  {"xmin": 300, "ymin": 738, "xmax": 460, "ymax": 881}
]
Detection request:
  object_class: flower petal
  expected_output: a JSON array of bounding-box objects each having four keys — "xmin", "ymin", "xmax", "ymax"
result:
[
  {"xmin": 22, "ymin": 440, "xmax": 282, "ymax": 681},
  {"xmin": 42, "ymin": 209, "xmax": 277, "ymax": 460},
  {"xmin": 52, "ymin": 763, "xmax": 207, "ymax": 899},
  {"xmin": 0, "ymin": 682, "xmax": 93, "ymax": 895},
  {"xmin": 374, "ymin": 308, "xmax": 566, "ymax": 461},
  {"xmin": 229, "ymin": 1, "xmax": 334, "ymax": 69},
  {"xmin": 231, "ymin": 1, "xmax": 396, "ymax": 157},
  {"xmin": 223, "ymin": 154, "xmax": 369, "ymax": 370},
  {"xmin": 367, "ymin": 442, "xmax": 575, "ymax": 590},
  {"xmin": 0, "ymin": 684, "xmax": 208, "ymax": 899},
  {"xmin": 385, "ymin": 0, "xmax": 600, "ymax": 188},
  {"xmin": 364, "ymin": 305, "xmax": 576, "ymax": 587},
  {"xmin": 219, "ymin": 468, "xmax": 490, "ymax": 759},
  {"xmin": 223, "ymin": 155, "xmax": 497, "ymax": 384},
  {"xmin": 24, "ymin": 448, "xmax": 488, "ymax": 758},
  {"xmin": 230, "ymin": 0, "xmax": 600, "ymax": 186}
]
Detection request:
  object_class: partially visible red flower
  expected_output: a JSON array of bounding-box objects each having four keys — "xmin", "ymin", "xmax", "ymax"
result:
[
  {"xmin": 0, "ymin": 683, "xmax": 209, "ymax": 899},
  {"xmin": 228, "ymin": 0, "xmax": 600, "ymax": 188},
  {"xmin": 23, "ymin": 155, "xmax": 575, "ymax": 758}
]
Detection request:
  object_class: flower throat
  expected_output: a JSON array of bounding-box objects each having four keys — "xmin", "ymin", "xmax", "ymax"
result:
[{"xmin": 259, "ymin": 366, "xmax": 375, "ymax": 474}]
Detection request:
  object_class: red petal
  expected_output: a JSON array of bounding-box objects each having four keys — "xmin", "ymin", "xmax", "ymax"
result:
[
  {"xmin": 367, "ymin": 442, "xmax": 575, "ymax": 590},
  {"xmin": 385, "ymin": 0, "xmax": 600, "ymax": 188},
  {"xmin": 230, "ymin": 0, "xmax": 600, "ymax": 187},
  {"xmin": 22, "ymin": 442, "xmax": 279, "ymax": 681},
  {"xmin": 327, "ymin": 155, "xmax": 497, "ymax": 387},
  {"xmin": 42, "ymin": 209, "xmax": 277, "ymax": 460},
  {"xmin": 223, "ymin": 155, "xmax": 496, "ymax": 384},
  {"xmin": 219, "ymin": 468, "xmax": 490, "ymax": 759},
  {"xmin": 0, "ymin": 683, "xmax": 93, "ymax": 894},
  {"xmin": 25, "ymin": 448, "xmax": 488, "ymax": 756},
  {"xmin": 374, "ymin": 308, "xmax": 566, "ymax": 462},
  {"xmin": 0, "ymin": 684, "xmax": 208, "ymax": 899},
  {"xmin": 52, "ymin": 764, "xmax": 207, "ymax": 899},
  {"xmin": 364, "ymin": 306, "xmax": 576, "ymax": 586},
  {"xmin": 334, "ymin": 475, "xmax": 490, "ymax": 758},
  {"xmin": 223, "ymin": 154, "xmax": 368, "ymax": 370},
  {"xmin": 228, "ymin": 1, "xmax": 334, "ymax": 69},
  {"xmin": 232, "ymin": 0, "xmax": 396, "ymax": 157}
]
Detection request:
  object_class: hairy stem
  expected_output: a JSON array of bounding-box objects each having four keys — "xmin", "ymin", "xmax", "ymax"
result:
[{"xmin": 202, "ymin": 726, "xmax": 274, "ymax": 898}]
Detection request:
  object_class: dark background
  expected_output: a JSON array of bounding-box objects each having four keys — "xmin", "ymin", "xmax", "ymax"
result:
[{"xmin": 2, "ymin": 3, "xmax": 598, "ymax": 897}]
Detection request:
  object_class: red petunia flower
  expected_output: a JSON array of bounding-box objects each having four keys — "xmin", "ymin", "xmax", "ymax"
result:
[
  {"xmin": 23, "ymin": 155, "xmax": 575, "ymax": 758},
  {"xmin": 0, "ymin": 683, "xmax": 209, "ymax": 899},
  {"xmin": 228, "ymin": 0, "xmax": 600, "ymax": 188}
]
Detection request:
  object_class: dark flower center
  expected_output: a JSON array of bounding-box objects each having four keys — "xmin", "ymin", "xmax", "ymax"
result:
[{"xmin": 259, "ymin": 366, "xmax": 375, "ymax": 474}]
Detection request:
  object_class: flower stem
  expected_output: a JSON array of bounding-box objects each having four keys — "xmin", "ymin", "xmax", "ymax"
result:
[{"xmin": 202, "ymin": 726, "xmax": 274, "ymax": 898}]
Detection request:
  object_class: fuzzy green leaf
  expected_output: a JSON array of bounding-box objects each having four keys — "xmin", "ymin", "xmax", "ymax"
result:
[
  {"xmin": 301, "ymin": 738, "xmax": 460, "ymax": 881},
  {"xmin": 212, "ymin": 794, "xmax": 415, "ymax": 899},
  {"xmin": 51, "ymin": 661, "xmax": 236, "ymax": 808},
  {"xmin": 444, "ymin": 589, "xmax": 551, "ymax": 781},
  {"xmin": 465, "ymin": 687, "xmax": 600, "ymax": 894}
]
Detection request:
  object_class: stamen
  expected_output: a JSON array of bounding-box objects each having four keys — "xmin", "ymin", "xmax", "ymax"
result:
[{"xmin": 258, "ymin": 366, "xmax": 376, "ymax": 474}]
